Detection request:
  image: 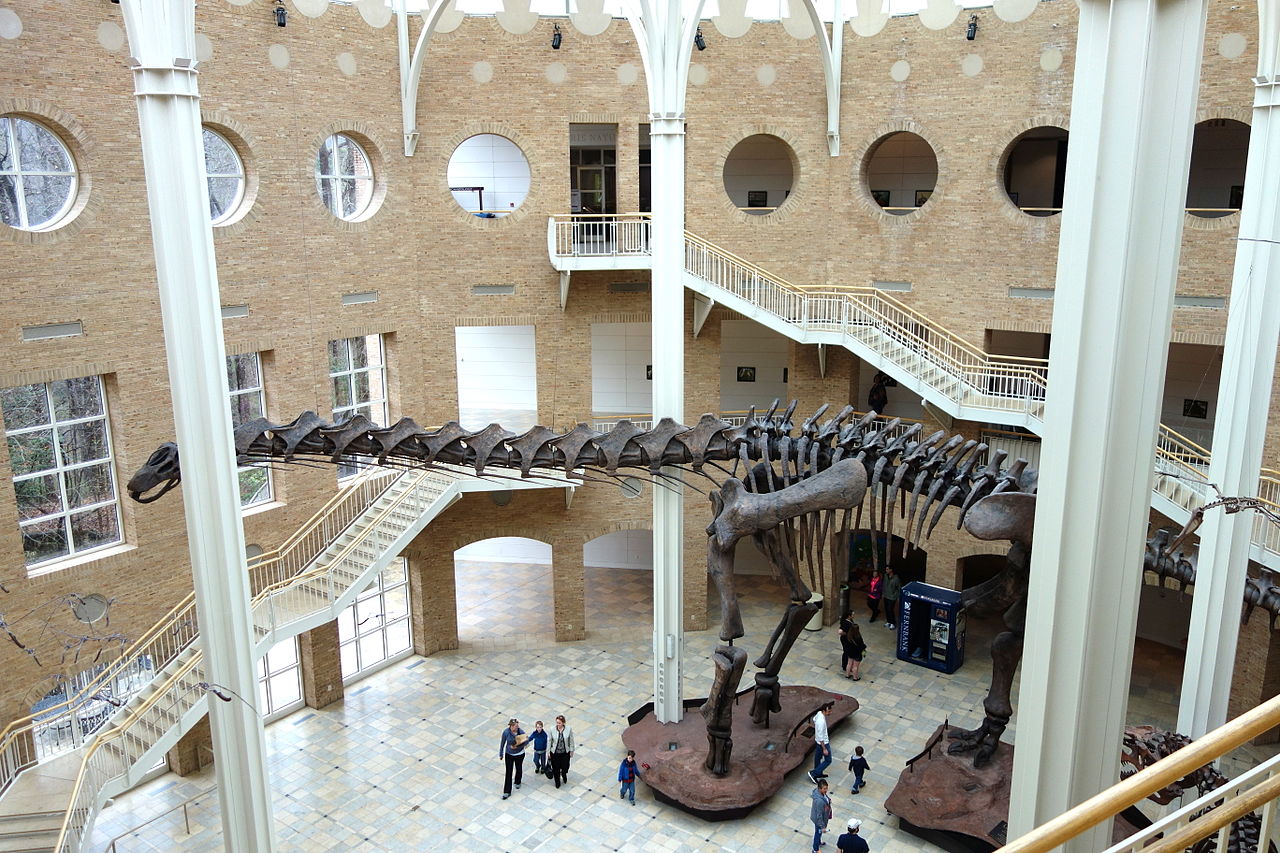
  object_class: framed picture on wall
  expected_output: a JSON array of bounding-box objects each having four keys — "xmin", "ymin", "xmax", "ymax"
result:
[
  {"xmin": 747, "ymin": 191, "xmax": 768, "ymax": 208},
  {"xmin": 871, "ymin": 190, "xmax": 890, "ymax": 208},
  {"xmin": 737, "ymin": 366, "xmax": 757, "ymax": 382},
  {"xmin": 915, "ymin": 189, "xmax": 933, "ymax": 207},
  {"xmin": 1183, "ymin": 399, "xmax": 1209, "ymax": 419}
]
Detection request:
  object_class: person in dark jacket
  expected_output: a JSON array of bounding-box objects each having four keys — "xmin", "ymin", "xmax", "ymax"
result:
[
  {"xmin": 837, "ymin": 818, "xmax": 870, "ymax": 852},
  {"xmin": 498, "ymin": 717, "xmax": 528, "ymax": 799},
  {"xmin": 882, "ymin": 567, "xmax": 902, "ymax": 630},
  {"xmin": 529, "ymin": 720, "xmax": 549, "ymax": 775},
  {"xmin": 617, "ymin": 749, "xmax": 638, "ymax": 804},
  {"xmin": 848, "ymin": 745, "xmax": 870, "ymax": 793},
  {"xmin": 809, "ymin": 779, "xmax": 832, "ymax": 853}
]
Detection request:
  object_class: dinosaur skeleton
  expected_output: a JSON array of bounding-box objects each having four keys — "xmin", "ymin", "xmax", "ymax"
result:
[
  {"xmin": 1121, "ymin": 725, "xmax": 1273, "ymax": 853},
  {"xmin": 125, "ymin": 403, "xmax": 1278, "ymax": 774}
]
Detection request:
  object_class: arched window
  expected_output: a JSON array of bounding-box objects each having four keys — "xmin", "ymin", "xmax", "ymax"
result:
[
  {"xmin": 315, "ymin": 133, "xmax": 374, "ymax": 221},
  {"xmin": 0, "ymin": 115, "xmax": 77, "ymax": 231},
  {"xmin": 202, "ymin": 128, "xmax": 245, "ymax": 225}
]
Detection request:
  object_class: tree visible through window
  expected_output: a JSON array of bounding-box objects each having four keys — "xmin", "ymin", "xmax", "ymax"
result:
[
  {"xmin": 203, "ymin": 128, "xmax": 245, "ymax": 225},
  {"xmin": 315, "ymin": 133, "xmax": 374, "ymax": 221},
  {"xmin": 0, "ymin": 377, "xmax": 121, "ymax": 569},
  {"xmin": 0, "ymin": 115, "xmax": 77, "ymax": 231},
  {"xmin": 329, "ymin": 335, "xmax": 387, "ymax": 478},
  {"xmin": 227, "ymin": 352, "xmax": 271, "ymax": 507}
]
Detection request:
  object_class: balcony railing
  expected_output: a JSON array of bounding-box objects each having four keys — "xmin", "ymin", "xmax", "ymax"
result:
[{"xmin": 548, "ymin": 213, "xmax": 652, "ymax": 258}]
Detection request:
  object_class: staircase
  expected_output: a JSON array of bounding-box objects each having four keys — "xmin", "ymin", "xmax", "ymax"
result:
[
  {"xmin": 0, "ymin": 463, "xmax": 571, "ymax": 852},
  {"xmin": 549, "ymin": 213, "xmax": 1280, "ymax": 566}
]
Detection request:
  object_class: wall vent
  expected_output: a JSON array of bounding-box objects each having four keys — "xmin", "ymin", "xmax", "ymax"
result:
[
  {"xmin": 1174, "ymin": 295, "xmax": 1226, "ymax": 309},
  {"xmin": 342, "ymin": 291, "xmax": 378, "ymax": 306},
  {"xmin": 609, "ymin": 281, "xmax": 649, "ymax": 293},
  {"xmin": 871, "ymin": 280, "xmax": 912, "ymax": 292},
  {"xmin": 221, "ymin": 304, "xmax": 250, "ymax": 319},
  {"xmin": 472, "ymin": 284, "xmax": 516, "ymax": 295},
  {"xmin": 1009, "ymin": 287, "xmax": 1055, "ymax": 300},
  {"xmin": 22, "ymin": 322, "xmax": 83, "ymax": 341}
]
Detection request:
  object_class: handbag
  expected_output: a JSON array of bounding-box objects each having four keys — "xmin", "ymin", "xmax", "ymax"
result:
[{"xmin": 542, "ymin": 761, "xmax": 554, "ymax": 778}]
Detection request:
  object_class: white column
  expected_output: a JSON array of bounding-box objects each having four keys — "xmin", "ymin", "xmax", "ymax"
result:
[
  {"xmin": 1009, "ymin": 0, "xmax": 1207, "ymax": 847},
  {"xmin": 1179, "ymin": 6, "xmax": 1280, "ymax": 739},
  {"xmin": 651, "ymin": 114, "xmax": 686, "ymax": 724},
  {"xmin": 119, "ymin": 3, "xmax": 276, "ymax": 850}
]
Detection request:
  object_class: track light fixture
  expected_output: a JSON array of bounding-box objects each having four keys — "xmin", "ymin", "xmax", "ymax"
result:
[
  {"xmin": 694, "ymin": 27, "xmax": 706, "ymax": 50},
  {"xmin": 274, "ymin": 0, "xmax": 288, "ymax": 27},
  {"xmin": 966, "ymin": 14, "xmax": 978, "ymax": 40},
  {"xmin": 551, "ymin": 23, "xmax": 562, "ymax": 49}
]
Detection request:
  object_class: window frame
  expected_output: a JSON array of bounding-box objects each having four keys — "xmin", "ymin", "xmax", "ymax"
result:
[
  {"xmin": 1, "ymin": 376, "xmax": 123, "ymax": 573},
  {"xmin": 203, "ymin": 127, "xmax": 246, "ymax": 226},
  {"xmin": 338, "ymin": 558, "xmax": 413, "ymax": 683},
  {"xmin": 328, "ymin": 335, "xmax": 388, "ymax": 480},
  {"xmin": 227, "ymin": 352, "xmax": 272, "ymax": 508},
  {"xmin": 315, "ymin": 133, "xmax": 375, "ymax": 222},
  {"xmin": 0, "ymin": 115, "xmax": 78, "ymax": 232},
  {"xmin": 256, "ymin": 636, "xmax": 304, "ymax": 722}
]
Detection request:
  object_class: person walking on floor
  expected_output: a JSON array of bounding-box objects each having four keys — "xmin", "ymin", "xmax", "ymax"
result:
[
  {"xmin": 618, "ymin": 749, "xmax": 638, "ymax": 805},
  {"xmin": 549, "ymin": 714, "xmax": 575, "ymax": 788},
  {"xmin": 810, "ymin": 778, "xmax": 832, "ymax": 853},
  {"xmin": 808, "ymin": 701, "xmax": 834, "ymax": 783},
  {"xmin": 848, "ymin": 745, "xmax": 870, "ymax": 793},
  {"xmin": 837, "ymin": 818, "xmax": 870, "ymax": 852},
  {"xmin": 839, "ymin": 614, "xmax": 866, "ymax": 680},
  {"xmin": 866, "ymin": 570, "xmax": 883, "ymax": 624},
  {"xmin": 529, "ymin": 720, "xmax": 548, "ymax": 776},
  {"xmin": 498, "ymin": 717, "xmax": 528, "ymax": 800},
  {"xmin": 882, "ymin": 567, "xmax": 901, "ymax": 630}
]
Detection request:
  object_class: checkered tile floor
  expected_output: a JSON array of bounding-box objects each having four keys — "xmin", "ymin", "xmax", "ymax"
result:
[{"xmin": 88, "ymin": 562, "xmax": 1271, "ymax": 852}]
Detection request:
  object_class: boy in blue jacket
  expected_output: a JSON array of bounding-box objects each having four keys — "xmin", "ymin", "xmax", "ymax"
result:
[
  {"xmin": 618, "ymin": 749, "xmax": 638, "ymax": 805},
  {"xmin": 529, "ymin": 721, "xmax": 549, "ymax": 775}
]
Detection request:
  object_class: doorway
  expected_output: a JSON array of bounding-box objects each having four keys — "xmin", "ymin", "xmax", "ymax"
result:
[{"xmin": 570, "ymin": 123, "xmax": 617, "ymax": 214}]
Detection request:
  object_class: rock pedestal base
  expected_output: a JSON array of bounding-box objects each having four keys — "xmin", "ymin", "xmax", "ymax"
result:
[{"xmin": 622, "ymin": 686, "xmax": 858, "ymax": 821}]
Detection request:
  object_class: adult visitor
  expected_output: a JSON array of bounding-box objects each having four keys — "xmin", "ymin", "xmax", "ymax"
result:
[
  {"xmin": 498, "ymin": 717, "xmax": 528, "ymax": 800},
  {"xmin": 549, "ymin": 714, "xmax": 575, "ymax": 788},
  {"xmin": 883, "ymin": 567, "xmax": 901, "ymax": 630},
  {"xmin": 837, "ymin": 817, "xmax": 870, "ymax": 852}
]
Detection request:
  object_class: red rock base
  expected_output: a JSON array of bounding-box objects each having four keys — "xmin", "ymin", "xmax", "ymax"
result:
[{"xmin": 621, "ymin": 686, "xmax": 859, "ymax": 821}]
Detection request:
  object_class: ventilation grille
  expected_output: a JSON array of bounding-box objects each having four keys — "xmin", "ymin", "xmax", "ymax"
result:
[
  {"xmin": 472, "ymin": 284, "xmax": 516, "ymax": 295},
  {"xmin": 342, "ymin": 291, "xmax": 378, "ymax": 306},
  {"xmin": 221, "ymin": 304, "xmax": 250, "ymax": 319},
  {"xmin": 609, "ymin": 281, "xmax": 649, "ymax": 293},
  {"xmin": 1008, "ymin": 287, "xmax": 1054, "ymax": 300},
  {"xmin": 1174, "ymin": 295, "xmax": 1225, "ymax": 309},
  {"xmin": 22, "ymin": 322, "xmax": 82, "ymax": 341},
  {"xmin": 871, "ymin": 280, "xmax": 912, "ymax": 292}
]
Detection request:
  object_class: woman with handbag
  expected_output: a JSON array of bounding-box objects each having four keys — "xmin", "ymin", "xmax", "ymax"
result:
[
  {"xmin": 498, "ymin": 717, "xmax": 528, "ymax": 799},
  {"xmin": 548, "ymin": 714, "xmax": 575, "ymax": 788}
]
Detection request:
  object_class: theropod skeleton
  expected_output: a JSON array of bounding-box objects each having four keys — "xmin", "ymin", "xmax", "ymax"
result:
[{"xmin": 127, "ymin": 403, "xmax": 1269, "ymax": 773}]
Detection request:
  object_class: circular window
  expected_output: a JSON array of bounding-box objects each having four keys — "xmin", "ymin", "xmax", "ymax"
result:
[
  {"xmin": 203, "ymin": 127, "xmax": 245, "ymax": 225},
  {"xmin": 1002, "ymin": 127, "xmax": 1068, "ymax": 217},
  {"xmin": 863, "ymin": 131, "xmax": 938, "ymax": 215},
  {"xmin": 1186, "ymin": 118, "xmax": 1250, "ymax": 218},
  {"xmin": 723, "ymin": 134, "xmax": 795, "ymax": 216},
  {"xmin": 0, "ymin": 115, "xmax": 77, "ymax": 231},
  {"xmin": 315, "ymin": 133, "xmax": 375, "ymax": 221},
  {"xmin": 446, "ymin": 134, "xmax": 530, "ymax": 218},
  {"xmin": 619, "ymin": 476, "xmax": 643, "ymax": 498}
]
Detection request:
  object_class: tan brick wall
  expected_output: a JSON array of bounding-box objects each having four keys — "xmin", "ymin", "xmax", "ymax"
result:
[{"xmin": 298, "ymin": 620, "xmax": 344, "ymax": 710}]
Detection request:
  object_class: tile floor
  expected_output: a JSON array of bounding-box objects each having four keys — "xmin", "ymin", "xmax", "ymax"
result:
[{"xmin": 88, "ymin": 562, "xmax": 1270, "ymax": 852}]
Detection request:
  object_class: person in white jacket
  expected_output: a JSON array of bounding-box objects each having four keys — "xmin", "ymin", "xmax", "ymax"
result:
[{"xmin": 548, "ymin": 714, "xmax": 575, "ymax": 788}]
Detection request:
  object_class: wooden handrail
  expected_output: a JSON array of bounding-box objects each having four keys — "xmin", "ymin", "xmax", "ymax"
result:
[{"xmin": 999, "ymin": 694, "xmax": 1280, "ymax": 852}]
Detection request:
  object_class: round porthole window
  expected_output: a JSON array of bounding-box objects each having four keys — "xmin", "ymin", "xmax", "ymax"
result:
[
  {"xmin": 722, "ymin": 134, "xmax": 796, "ymax": 216},
  {"xmin": 446, "ymin": 133, "xmax": 530, "ymax": 218},
  {"xmin": 619, "ymin": 477, "xmax": 643, "ymax": 498},
  {"xmin": 862, "ymin": 131, "xmax": 938, "ymax": 215},
  {"xmin": 0, "ymin": 115, "xmax": 78, "ymax": 232},
  {"xmin": 315, "ymin": 132, "xmax": 376, "ymax": 221}
]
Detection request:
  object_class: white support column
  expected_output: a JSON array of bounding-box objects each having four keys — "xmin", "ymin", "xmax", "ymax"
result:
[
  {"xmin": 1179, "ymin": 8, "xmax": 1280, "ymax": 739},
  {"xmin": 1008, "ymin": 0, "xmax": 1206, "ymax": 847},
  {"xmin": 119, "ymin": 3, "xmax": 275, "ymax": 851},
  {"xmin": 651, "ymin": 113, "xmax": 686, "ymax": 724}
]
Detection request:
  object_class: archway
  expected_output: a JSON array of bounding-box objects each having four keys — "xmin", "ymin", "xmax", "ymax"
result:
[
  {"xmin": 454, "ymin": 536, "xmax": 553, "ymax": 642},
  {"xmin": 583, "ymin": 529, "xmax": 652, "ymax": 635}
]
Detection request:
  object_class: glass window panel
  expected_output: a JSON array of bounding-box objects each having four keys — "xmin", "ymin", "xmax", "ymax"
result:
[
  {"xmin": 238, "ymin": 467, "xmax": 269, "ymax": 506},
  {"xmin": 21, "ymin": 517, "xmax": 68, "ymax": 565},
  {"xmin": 1, "ymin": 384, "xmax": 49, "ymax": 430},
  {"xmin": 317, "ymin": 137, "xmax": 335, "ymax": 177},
  {"xmin": 257, "ymin": 679, "xmax": 269, "ymax": 711},
  {"xmin": 353, "ymin": 372, "xmax": 370, "ymax": 403},
  {"xmin": 340, "ymin": 641, "xmax": 358, "ymax": 678},
  {"xmin": 269, "ymin": 671, "xmax": 301, "ymax": 709},
  {"xmin": 63, "ymin": 464, "xmax": 113, "ymax": 510},
  {"xmin": 317, "ymin": 175, "xmax": 333, "ymax": 213},
  {"xmin": 0, "ymin": 175, "xmax": 19, "ymax": 227},
  {"xmin": 202, "ymin": 129, "xmax": 240, "ymax": 176},
  {"xmin": 349, "ymin": 336, "xmax": 369, "ymax": 369},
  {"xmin": 350, "ymin": 142, "xmax": 371, "ymax": 178},
  {"xmin": 358, "ymin": 632, "xmax": 385, "ymax": 666},
  {"xmin": 21, "ymin": 174, "xmax": 73, "ymax": 229},
  {"xmin": 381, "ymin": 559, "xmax": 406, "ymax": 588},
  {"xmin": 364, "ymin": 335, "xmax": 383, "ymax": 367},
  {"xmin": 267, "ymin": 638, "xmax": 298, "ymax": 673},
  {"xmin": 14, "ymin": 473, "xmax": 60, "ymax": 519},
  {"xmin": 328, "ymin": 339, "xmax": 349, "ymax": 374},
  {"xmin": 338, "ymin": 606, "xmax": 355, "ymax": 642},
  {"xmin": 226, "ymin": 354, "xmax": 261, "ymax": 391},
  {"xmin": 57, "ymin": 421, "xmax": 107, "ymax": 466},
  {"xmin": 355, "ymin": 596, "xmax": 381, "ymax": 630},
  {"xmin": 15, "ymin": 119, "xmax": 71, "ymax": 173},
  {"xmin": 208, "ymin": 177, "xmax": 242, "ymax": 223},
  {"xmin": 331, "ymin": 375, "xmax": 352, "ymax": 410},
  {"xmin": 230, "ymin": 393, "xmax": 264, "ymax": 428},
  {"xmin": 7, "ymin": 430, "xmax": 54, "ymax": 477},
  {"xmin": 383, "ymin": 585, "xmax": 407, "ymax": 622},
  {"xmin": 69, "ymin": 505, "xmax": 120, "ymax": 550},
  {"xmin": 50, "ymin": 377, "xmax": 102, "ymax": 421},
  {"xmin": 385, "ymin": 620, "xmax": 411, "ymax": 656},
  {"xmin": 0, "ymin": 122, "xmax": 12, "ymax": 170}
]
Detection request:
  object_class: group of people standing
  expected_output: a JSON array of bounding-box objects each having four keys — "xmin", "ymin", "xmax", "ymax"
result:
[
  {"xmin": 864, "ymin": 566, "xmax": 901, "ymax": 630},
  {"xmin": 498, "ymin": 714, "xmax": 575, "ymax": 799}
]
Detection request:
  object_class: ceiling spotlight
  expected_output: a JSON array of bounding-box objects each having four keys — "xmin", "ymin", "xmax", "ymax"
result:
[
  {"xmin": 694, "ymin": 27, "xmax": 706, "ymax": 51},
  {"xmin": 966, "ymin": 14, "xmax": 978, "ymax": 40},
  {"xmin": 274, "ymin": 0, "xmax": 288, "ymax": 27}
]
